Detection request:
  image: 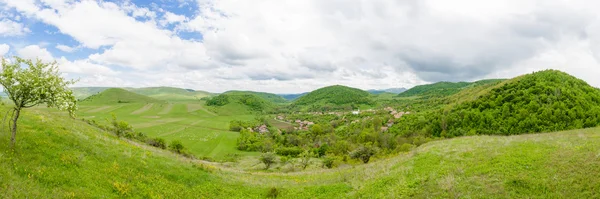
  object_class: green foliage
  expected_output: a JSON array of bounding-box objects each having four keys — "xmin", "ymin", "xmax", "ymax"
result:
[
  {"xmin": 398, "ymin": 79, "xmax": 504, "ymax": 99},
  {"xmin": 224, "ymin": 90, "xmax": 288, "ymax": 104},
  {"xmin": 111, "ymin": 114, "xmax": 133, "ymax": 137},
  {"xmin": 292, "ymin": 85, "xmax": 374, "ymax": 111},
  {"xmin": 169, "ymin": 140, "xmax": 185, "ymax": 153},
  {"xmin": 323, "ymin": 156, "xmax": 335, "ymax": 168},
  {"xmin": 0, "ymin": 57, "xmax": 77, "ymax": 148},
  {"xmin": 146, "ymin": 137, "xmax": 167, "ymax": 149},
  {"xmin": 128, "ymin": 87, "xmax": 212, "ymax": 101},
  {"xmin": 260, "ymin": 152, "xmax": 277, "ymax": 169},
  {"xmin": 276, "ymin": 147, "xmax": 304, "ymax": 157},
  {"xmin": 299, "ymin": 150, "xmax": 314, "ymax": 169},
  {"xmin": 404, "ymin": 70, "xmax": 600, "ymax": 137},
  {"xmin": 205, "ymin": 94, "xmax": 230, "ymax": 106},
  {"xmin": 350, "ymin": 145, "xmax": 378, "ymax": 163}
]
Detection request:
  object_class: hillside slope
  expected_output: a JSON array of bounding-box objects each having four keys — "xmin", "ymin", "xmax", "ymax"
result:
[
  {"xmin": 397, "ymin": 70, "xmax": 600, "ymax": 137},
  {"xmin": 71, "ymin": 87, "xmax": 112, "ymax": 100},
  {"xmin": 224, "ymin": 90, "xmax": 288, "ymax": 104},
  {"xmin": 128, "ymin": 87, "xmax": 212, "ymax": 101},
  {"xmin": 80, "ymin": 88, "xmax": 164, "ymax": 104},
  {"xmin": 205, "ymin": 92, "xmax": 278, "ymax": 114},
  {"xmin": 2, "ymin": 105, "xmax": 600, "ymax": 198},
  {"xmin": 292, "ymin": 85, "xmax": 374, "ymax": 111},
  {"xmin": 399, "ymin": 79, "xmax": 505, "ymax": 98}
]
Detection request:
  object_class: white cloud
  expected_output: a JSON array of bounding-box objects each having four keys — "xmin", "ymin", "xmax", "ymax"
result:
[
  {"xmin": 0, "ymin": 44, "xmax": 9, "ymax": 56},
  {"xmin": 17, "ymin": 45, "xmax": 54, "ymax": 62},
  {"xmin": 0, "ymin": 19, "xmax": 30, "ymax": 36},
  {"xmin": 56, "ymin": 44, "xmax": 76, "ymax": 52},
  {"xmin": 160, "ymin": 11, "xmax": 186, "ymax": 26},
  {"xmin": 3, "ymin": 0, "xmax": 600, "ymax": 92}
]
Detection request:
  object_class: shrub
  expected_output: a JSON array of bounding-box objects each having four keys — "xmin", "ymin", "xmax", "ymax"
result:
[
  {"xmin": 350, "ymin": 145, "xmax": 378, "ymax": 163},
  {"xmin": 146, "ymin": 138, "xmax": 166, "ymax": 149},
  {"xmin": 275, "ymin": 147, "xmax": 304, "ymax": 157},
  {"xmin": 266, "ymin": 187, "xmax": 279, "ymax": 198},
  {"xmin": 169, "ymin": 140, "xmax": 185, "ymax": 154},
  {"xmin": 323, "ymin": 156, "xmax": 335, "ymax": 168},
  {"xmin": 398, "ymin": 143, "xmax": 414, "ymax": 152},
  {"xmin": 260, "ymin": 152, "xmax": 277, "ymax": 170}
]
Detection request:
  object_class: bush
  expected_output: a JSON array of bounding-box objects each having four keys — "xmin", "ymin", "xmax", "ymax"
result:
[
  {"xmin": 323, "ymin": 156, "xmax": 335, "ymax": 168},
  {"xmin": 260, "ymin": 152, "xmax": 277, "ymax": 170},
  {"xmin": 350, "ymin": 145, "xmax": 378, "ymax": 163},
  {"xmin": 169, "ymin": 140, "xmax": 185, "ymax": 154},
  {"xmin": 275, "ymin": 147, "xmax": 304, "ymax": 157},
  {"xmin": 146, "ymin": 138, "xmax": 167, "ymax": 149},
  {"xmin": 398, "ymin": 143, "xmax": 414, "ymax": 152},
  {"xmin": 266, "ymin": 187, "xmax": 279, "ymax": 198}
]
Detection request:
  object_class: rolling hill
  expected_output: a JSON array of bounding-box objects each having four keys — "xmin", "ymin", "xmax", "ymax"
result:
[
  {"xmin": 278, "ymin": 93, "xmax": 308, "ymax": 101},
  {"xmin": 398, "ymin": 79, "xmax": 505, "ymax": 98},
  {"xmin": 368, "ymin": 88, "xmax": 407, "ymax": 94},
  {"xmin": 205, "ymin": 92, "xmax": 278, "ymax": 114},
  {"xmin": 127, "ymin": 87, "xmax": 212, "ymax": 101},
  {"xmin": 292, "ymin": 85, "xmax": 374, "ymax": 111},
  {"xmin": 396, "ymin": 70, "xmax": 600, "ymax": 137},
  {"xmin": 3, "ymin": 105, "xmax": 600, "ymax": 198},
  {"xmin": 80, "ymin": 88, "xmax": 164, "ymax": 104},
  {"xmin": 224, "ymin": 90, "xmax": 288, "ymax": 104},
  {"xmin": 70, "ymin": 87, "xmax": 112, "ymax": 100}
]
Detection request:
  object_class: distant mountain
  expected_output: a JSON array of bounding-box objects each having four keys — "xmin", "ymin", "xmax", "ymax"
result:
[
  {"xmin": 398, "ymin": 79, "xmax": 505, "ymax": 98},
  {"xmin": 127, "ymin": 87, "xmax": 212, "ymax": 101},
  {"xmin": 368, "ymin": 88, "xmax": 407, "ymax": 94},
  {"xmin": 223, "ymin": 90, "xmax": 288, "ymax": 104},
  {"xmin": 80, "ymin": 88, "xmax": 163, "ymax": 104},
  {"xmin": 292, "ymin": 85, "xmax": 374, "ymax": 111},
  {"xmin": 277, "ymin": 93, "xmax": 308, "ymax": 101}
]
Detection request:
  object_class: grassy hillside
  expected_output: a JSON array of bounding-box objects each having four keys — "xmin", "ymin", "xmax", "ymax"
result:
[
  {"xmin": 80, "ymin": 88, "xmax": 164, "ymax": 105},
  {"xmin": 396, "ymin": 70, "xmax": 600, "ymax": 137},
  {"xmin": 292, "ymin": 85, "xmax": 374, "ymax": 111},
  {"xmin": 2, "ymin": 105, "xmax": 600, "ymax": 198},
  {"xmin": 128, "ymin": 87, "xmax": 212, "ymax": 101},
  {"xmin": 70, "ymin": 87, "xmax": 111, "ymax": 100},
  {"xmin": 224, "ymin": 90, "xmax": 288, "ymax": 104},
  {"xmin": 399, "ymin": 79, "xmax": 505, "ymax": 98}
]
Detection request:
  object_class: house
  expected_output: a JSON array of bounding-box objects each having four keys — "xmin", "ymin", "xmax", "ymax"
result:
[
  {"xmin": 352, "ymin": 109, "xmax": 360, "ymax": 115},
  {"xmin": 257, "ymin": 124, "xmax": 269, "ymax": 134}
]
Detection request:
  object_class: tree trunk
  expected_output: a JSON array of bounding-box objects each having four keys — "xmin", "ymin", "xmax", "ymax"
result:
[{"xmin": 10, "ymin": 108, "xmax": 20, "ymax": 149}]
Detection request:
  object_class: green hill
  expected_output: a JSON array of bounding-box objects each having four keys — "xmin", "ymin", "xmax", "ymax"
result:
[
  {"xmin": 224, "ymin": 90, "xmax": 288, "ymax": 104},
  {"xmin": 397, "ymin": 70, "xmax": 600, "ymax": 137},
  {"xmin": 128, "ymin": 87, "xmax": 212, "ymax": 101},
  {"xmin": 292, "ymin": 85, "xmax": 374, "ymax": 111},
  {"xmin": 70, "ymin": 87, "xmax": 112, "ymax": 100},
  {"xmin": 80, "ymin": 88, "xmax": 164, "ymax": 104},
  {"xmin": 399, "ymin": 79, "xmax": 505, "ymax": 98},
  {"xmin": 3, "ymin": 105, "xmax": 600, "ymax": 198},
  {"xmin": 205, "ymin": 92, "xmax": 277, "ymax": 114}
]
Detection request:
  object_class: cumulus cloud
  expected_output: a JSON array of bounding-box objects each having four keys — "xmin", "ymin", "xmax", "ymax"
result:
[
  {"xmin": 0, "ymin": 19, "xmax": 30, "ymax": 36},
  {"xmin": 55, "ymin": 44, "xmax": 76, "ymax": 52},
  {"xmin": 17, "ymin": 45, "xmax": 54, "ymax": 62},
  {"xmin": 3, "ymin": 0, "xmax": 600, "ymax": 92},
  {"xmin": 0, "ymin": 44, "xmax": 9, "ymax": 56}
]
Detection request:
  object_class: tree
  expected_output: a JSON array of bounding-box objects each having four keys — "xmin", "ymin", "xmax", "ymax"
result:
[
  {"xmin": 0, "ymin": 57, "xmax": 77, "ymax": 149},
  {"xmin": 259, "ymin": 152, "xmax": 277, "ymax": 169},
  {"xmin": 111, "ymin": 114, "xmax": 133, "ymax": 137},
  {"xmin": 169, "ymin": 140, "xmax": 185, "ymax": 153},
  {"xmin": 298, "ymin": 150, "xmax": 313, "ymax": 170},
  {"xmin": 350, "ymin": 145, "xmax": 378, "ymax": 163}
]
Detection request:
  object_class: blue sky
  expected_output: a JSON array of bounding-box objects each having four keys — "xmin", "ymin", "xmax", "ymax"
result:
[{"xmin": 1, "ymin": 0, "xmax": 600, "ymax": 93}]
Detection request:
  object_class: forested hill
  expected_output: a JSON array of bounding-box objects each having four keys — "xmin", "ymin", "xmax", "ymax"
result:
[
  {"xmin": 399, "ymin": 79, "xmax": 505, "ymax": 98},
  {"xmin": 223, "ymin": 90, "xmax": 288, "ymax": 104},
  {"xmin": 291, "ymin": 85, "xmax": 373, "ymax": 110},
  {"xmin": 396, "ymin": 70, "xmax": 600, "ymax": 137}
]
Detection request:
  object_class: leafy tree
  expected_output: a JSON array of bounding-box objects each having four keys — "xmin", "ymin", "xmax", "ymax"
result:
[
  {"xmin": 169, "ymin": 140, "xmax": 185, "ymax": 153},
  {"xmin": 259, "ymin": 152, "xmax": 277, "ymax": 169},
  {"xmin": 350, "ymin": 145, "xmax": 378, "ymax": 163},
  {"xmin": 111, "ymin": 114, "xmax": 133, "ymax": 137},
  {"xmin": 0, "ymin": 57, "xmax": 77, "ymax": 149},
  {"xmin": 298, "ymin": 150, "xmax": 313, "ymax": 170}
]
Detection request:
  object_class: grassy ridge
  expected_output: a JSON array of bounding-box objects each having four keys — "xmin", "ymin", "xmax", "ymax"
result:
[
  {"xmin": 398, "ymin": 79, "xmax": 505, "ymax": 98},
  {"xmin": 128, "ymin": 87, "xmax": 212, "ymax": 102},
  {"xmin": 292, "ymin": 85, "xmax": 373, "ymax": 111},
  {"xmin": 80, "ymin": 88, "xmax": 164, "ymax": 105},
  {"xmin": 2, "ymin": 105, "xmax": 600, "ymax": 198},
  {"xmin": 224, "ymin": 90, "xmax": 288, "ymax": 104}
]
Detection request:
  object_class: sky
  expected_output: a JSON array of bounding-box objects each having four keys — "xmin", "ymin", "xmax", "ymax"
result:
[{"xmin": 1, "ymin": 0, "xmax": 600, "ymax": 93}]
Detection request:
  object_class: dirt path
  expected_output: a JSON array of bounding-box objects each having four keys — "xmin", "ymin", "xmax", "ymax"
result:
[
  {"xmin": 131, "ymin": 104, "xmax": 154, "ymax": 114},
  {"xmin": 158, "ymin": 104, "xmax": 173, "ymax": 115}
]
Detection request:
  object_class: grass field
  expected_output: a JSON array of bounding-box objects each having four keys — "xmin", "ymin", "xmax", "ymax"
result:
[
  {"xmin": 2, "ymin": 105, "xmax": 600, "ymax": 198},
  {"xmin": 76, "ymin": 100, "xmax": 259, "ymax": 160}
]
